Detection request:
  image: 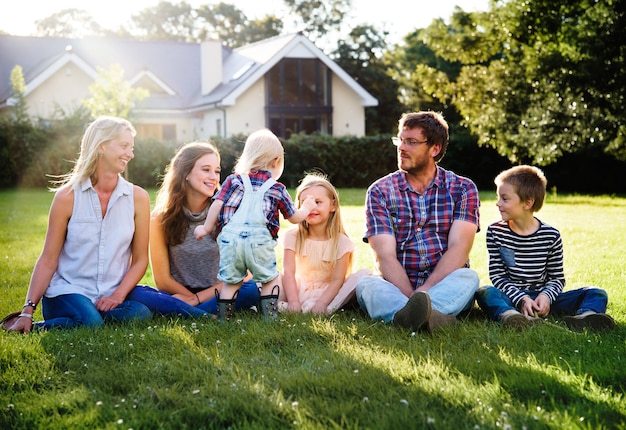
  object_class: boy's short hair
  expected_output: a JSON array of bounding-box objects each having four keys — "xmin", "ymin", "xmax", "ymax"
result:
[{"xmin": 495, "ymin": 165, "xmax": 548, "ymax": 212}]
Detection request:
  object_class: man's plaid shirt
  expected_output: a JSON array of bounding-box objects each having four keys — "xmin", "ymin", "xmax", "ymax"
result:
[{"xmin": 363, "ymin": 166, "xmax": 480, "ymax": 289}]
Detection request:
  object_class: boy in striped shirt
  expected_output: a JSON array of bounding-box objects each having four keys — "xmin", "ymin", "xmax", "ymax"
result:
[{"xmin": 475, "ymin": 165, "xmax": 614, "ymax": 330}]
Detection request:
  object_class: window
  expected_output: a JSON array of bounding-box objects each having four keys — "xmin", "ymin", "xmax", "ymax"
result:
[
  {"xmin": 266, "ymin": 58, "xmax": 332, "ymax": 138},
  {"xmin": 135, "ymin": 124, "xmax": 177, "ymax": 142}
]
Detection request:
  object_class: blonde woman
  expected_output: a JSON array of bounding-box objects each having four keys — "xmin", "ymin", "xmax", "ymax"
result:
[
  {"xmin": 279, "ymin": 173, "xmax": 371, "ymax": 314},
  {"xmin": 2, "ymin": 116, "xmax": 152, "ymax": 332},
  {"xmin": 194, "ymin": 129, "xmax": 316, "ymax": 321}
]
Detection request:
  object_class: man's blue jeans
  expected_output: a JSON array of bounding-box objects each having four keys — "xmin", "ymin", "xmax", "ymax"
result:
[
  {"xmin": 356, "ymin": 268, "xmax": 479, "ymax": 323},
  {"xmin": 476, "ymin": 286, "xmax": 609, "ymax": 322},
  {"xmin": 127, "ymin": 281, "xmax": 261, "ymax": 318},
  {"xmin": 39, "ymin": 293, "xmax": 152, "ymax": 330}
]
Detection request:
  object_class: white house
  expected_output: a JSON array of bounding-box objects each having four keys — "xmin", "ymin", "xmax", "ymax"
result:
[{"xmin": 0, "ymin": 33, "xmax": 378, "ymax": 142}]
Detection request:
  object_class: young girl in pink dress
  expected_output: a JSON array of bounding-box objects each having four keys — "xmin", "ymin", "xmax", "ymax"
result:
[{"xmin": 279, "ymin": 173, "xmax": 371, "ymax": 314}]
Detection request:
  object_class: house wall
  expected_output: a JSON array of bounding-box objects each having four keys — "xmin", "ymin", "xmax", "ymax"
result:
[
  {"xmin": 331, "ymin": 75, "xmax": 365, "ymax": 137},
  {"xmin": 225, "ymin": 78, "xmax": 266, "ymax": 136},
  {"xmin": 26, "ymin": 63, "xmax": 91, "ymax": 118}
]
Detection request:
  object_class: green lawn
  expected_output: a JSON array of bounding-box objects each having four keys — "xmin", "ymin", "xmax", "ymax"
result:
[{"xmin": 1, "ymin": 189, "xmax": 625, "ymax": 429}]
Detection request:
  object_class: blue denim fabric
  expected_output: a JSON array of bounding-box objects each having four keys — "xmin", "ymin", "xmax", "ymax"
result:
[
  {"xmin": 127, "ymin": 282, "xmax": 261, "ymax": 317},
  {"xmin": 356, "ymin": 268, "xmax": 479, "ymax": 323},
  {"xmin": 475, "ymin": 286, "xmax": 609, "ymax": 322},
  {"xmin": 39, "ymin": 293, "xmax": 151, "ymax": 330},
  {"xmin": 218, "ymin": 229, "xmax": 278, "ymax": 284}
]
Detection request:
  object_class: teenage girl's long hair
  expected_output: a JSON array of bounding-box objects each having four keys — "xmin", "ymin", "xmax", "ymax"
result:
[
  {"xmin": 153, "ymin": 141, "xmax": 221, "ymax": 245},
  {"xmin": 295, "ymin": 173, "xmax": 352, "ymax": 273}
]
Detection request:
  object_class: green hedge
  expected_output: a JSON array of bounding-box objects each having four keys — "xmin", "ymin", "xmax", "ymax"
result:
[{"xmin": 1, "ymin": 119, "xmax": 624, "ymax": 194}]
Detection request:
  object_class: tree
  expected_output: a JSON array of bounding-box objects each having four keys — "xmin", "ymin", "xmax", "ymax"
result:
[
  {"xmin": 128, "ymin": 1, "xmax": 281, "ymax": 47},
  {"xmin": 333, "ymin": 25, "xmax": 405, "ymax": 135},
  {"xmin": 82, "ymin": 64, "xmax": 149, "ymax": 119},
  {"xmin": 195, "ymin": 2, "xmax": 282, "ymax": 47},
  {"xmin": 35, "ymin": 8, "xmax": 107, "ymax": 38},
  {"xmin": 283, "ymin": 0, "xmax": 351, "ymax": 43},
  {"xmin": 0, "ymin": 66, "xmax": 47, "ymax": 187},
  {"xmin": 130, "ymin": 1, "xmax": 198, "ymax": 42},
  {"xmin": 415, "ymin": 1, "xmax": 626, "ymax": 164},
  {"xmin": 8, "ymin": 66, "xmax": 29, "ymax": 123}
]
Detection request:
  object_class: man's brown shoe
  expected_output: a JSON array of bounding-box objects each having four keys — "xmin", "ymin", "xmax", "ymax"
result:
[
  {"xmin": 425, "ymin": 309, "xmax": 456, "ymax": 333},
  {"xmin": 393, "ymin": 292, "xmax": 431, "ymax": 332}
]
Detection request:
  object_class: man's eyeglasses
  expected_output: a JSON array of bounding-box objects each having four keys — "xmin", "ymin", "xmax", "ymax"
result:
[{"xmin": 391, "ymin": 137, "xmax": 429, "ymax": 147}]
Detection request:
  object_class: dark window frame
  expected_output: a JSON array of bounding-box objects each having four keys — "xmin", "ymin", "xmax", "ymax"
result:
[{"xmin": 266, "ymin": 58, "xmax": 333, "ymax": 138}]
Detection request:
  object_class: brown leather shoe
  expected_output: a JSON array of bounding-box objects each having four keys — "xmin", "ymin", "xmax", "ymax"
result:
[
  {"xmin": 393, "ymin": 292, "xmax": 431, "ymax": 332},
  {"xmin": 0, "ymin": 311, "xmax": 21, "ymax": 331},
  {"xmin": 425, "ymin": 309, "xmax": 457, "ymax": 333}
]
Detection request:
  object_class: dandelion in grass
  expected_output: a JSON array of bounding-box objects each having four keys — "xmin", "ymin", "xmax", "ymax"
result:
[
  {"xmin": 192, "ymin": 389, "xmax": 200, "ymax": 394},
  {"xmin": 96, "ymin": 401, "xmax": 103, "ymax": 406},
  {"xmin": 116, "ymin": 419, "xmax": 123, "ymax": 424},
  {"xmin": 400, "ymin": 399, "xmax": 409, "ymax": 407},
  {"xmin": 291, "ymin": 401, "xmax": 298, "ymax": 410},
  {"xmin": 363, "ymin": 397, "xmax": 369, "ymax": 403},
  {"xmin": 353, "ymin": 369, "xmax": 359, "ymax": 374},
  {"xmin": 426, "ymin": 417, "xmax": 435, "ymax": 424}
]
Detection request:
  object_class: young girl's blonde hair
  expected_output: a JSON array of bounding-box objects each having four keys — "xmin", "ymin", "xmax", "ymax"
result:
[
  {"xmin": 295, "ymin": 173, "xmax": 352, "ymax": 273},
  {"xmin": 234, "ymin": 129, "xmax": 284, "ymax": 174}
]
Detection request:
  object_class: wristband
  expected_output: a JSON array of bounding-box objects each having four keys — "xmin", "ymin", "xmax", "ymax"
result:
[
  {"xmin": 23, "ymin": 300, "xmax": 37, "ymax": 310},
  {"xmin": 18, "ymin": 313, "xmax": 34, "ymax": 322},
  {"xmin": 195, "ymin": 293, "xmax": 201, "ymax": 305}
]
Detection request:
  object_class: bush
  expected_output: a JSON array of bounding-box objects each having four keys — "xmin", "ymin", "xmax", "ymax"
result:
[
  {"xmin": 127, "ymin": 137, "xmax": 178, "ymax": 189},
  {"xmin": 1, "ymin": 117, "xmax": 624, "ymax": 193}
]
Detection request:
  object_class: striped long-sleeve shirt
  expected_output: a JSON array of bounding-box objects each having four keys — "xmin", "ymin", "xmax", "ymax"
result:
[{"xmin": 487, "ymin": 219, "xmax": 565, "ymax": 307}]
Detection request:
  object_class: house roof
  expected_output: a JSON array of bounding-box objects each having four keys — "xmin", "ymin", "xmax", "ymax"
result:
[{"xmin": 0, "ymin": 33, "xmax": 377, "ymax": 113}]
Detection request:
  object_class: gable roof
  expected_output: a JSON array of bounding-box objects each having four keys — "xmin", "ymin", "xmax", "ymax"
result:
[
  {"xmin": 208, "ymin": 32, "xmax": 378, "ymax": 108},
  {"xmin": 0, "ymin": 33, "xmax": 377, "ymax": 113}
]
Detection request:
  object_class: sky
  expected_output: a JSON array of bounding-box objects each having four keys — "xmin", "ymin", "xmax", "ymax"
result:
[{"xmin": 0, "ymin": 0, "xmax": 490, "ymax": 45}]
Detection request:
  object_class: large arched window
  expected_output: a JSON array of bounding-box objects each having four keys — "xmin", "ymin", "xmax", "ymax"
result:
[{"xmin": 266, "ymin": 58, "xmax": 333, "ymax": 138}]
